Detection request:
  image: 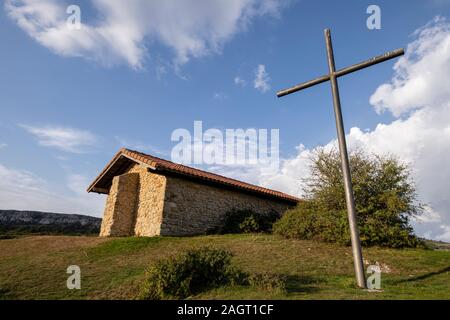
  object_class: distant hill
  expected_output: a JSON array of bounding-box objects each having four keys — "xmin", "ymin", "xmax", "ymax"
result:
[{"xmin": 0, "ymin": 210, "xmax": 101, "ymax": 237}]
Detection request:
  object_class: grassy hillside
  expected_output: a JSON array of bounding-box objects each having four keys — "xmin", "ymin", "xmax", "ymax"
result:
[{"xmin": 0, "ymin": 234, "xmax": 449, "ymax": 300}]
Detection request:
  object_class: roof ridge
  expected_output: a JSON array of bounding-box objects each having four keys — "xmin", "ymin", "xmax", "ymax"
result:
[
  {"xmin": 124, "ymin": 148, "xmax": 267, "ymax": 186},
  {"xmin": 122, "ymin": 148, "xmax": 300, "ymax": 203}
]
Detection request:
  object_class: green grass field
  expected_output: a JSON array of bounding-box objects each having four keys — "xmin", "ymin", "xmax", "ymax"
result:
[{"xmin": 0, "ymin": 234, "xmax": 449, "ymax": 300}]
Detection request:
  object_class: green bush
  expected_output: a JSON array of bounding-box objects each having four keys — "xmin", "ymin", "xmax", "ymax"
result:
[
  {"xmin": 219, "ymin": 209, "xmax": 280, "ymax": 234},
  {"xmin": 139, "ymin": 247, "xmax": 244, "ymax": 300},
  {"xmin": 274, "ymin": 200, "xmax": 357, "ymax": 245},
  {"xmin": 274, "ymin": 148, "xmax": 423, "ymax": 248},
  {"xmin": 0, "ymin": 287, "xmax": 13, "ymax": 299},
  {"xmin": 247, "ymin": 272, "xmax": 287, "ymax": 294}
]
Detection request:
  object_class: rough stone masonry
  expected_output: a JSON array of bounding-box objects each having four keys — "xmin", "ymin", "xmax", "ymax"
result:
[{"xmin": 87, "ymin": 149, "xmax": 299, "ymax": 237}]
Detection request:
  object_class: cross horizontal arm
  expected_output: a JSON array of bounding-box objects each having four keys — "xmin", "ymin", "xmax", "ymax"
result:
[{"xmin": 276, "ymin": 48, "xmax": 404, "ymax": 97}]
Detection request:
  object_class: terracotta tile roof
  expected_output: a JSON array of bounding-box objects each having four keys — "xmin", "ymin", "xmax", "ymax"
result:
[{"xmin": 87, "ymin": 148, "xmax": 300, "ymax": 204}]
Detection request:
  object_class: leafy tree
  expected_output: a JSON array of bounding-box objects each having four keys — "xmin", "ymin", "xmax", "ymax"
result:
[{"xmin": 274, "ymin": 148, "xmax": 423, "ymax": 248}]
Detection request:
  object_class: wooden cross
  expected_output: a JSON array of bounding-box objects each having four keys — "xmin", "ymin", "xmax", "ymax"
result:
[{"xmin": 277, "ymin": 29, "xmax": 404, "ymax": 288}]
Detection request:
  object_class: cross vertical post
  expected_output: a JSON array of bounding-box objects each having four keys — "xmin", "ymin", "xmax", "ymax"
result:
[
  {"xmin": 276, "ymin": 28, "xmax": 404, "ymax": 289},
  {"xmin": 324, "ymin": 29, "xmax": 365, "ymax": 288}
]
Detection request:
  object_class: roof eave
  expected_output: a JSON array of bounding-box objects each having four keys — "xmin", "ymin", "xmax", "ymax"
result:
[
  {"xmin": 86, "ymin": 149, "xmax": 156, "ymax": 193},
  {"xmin": 87, "ymin": 148, "xmax": 301, "ymax": 204}
]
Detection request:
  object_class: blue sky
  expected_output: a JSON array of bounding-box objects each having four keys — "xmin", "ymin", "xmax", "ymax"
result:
[{"xmin": 1, "ymin": 0, "xmax": 450, "ymax": 241}]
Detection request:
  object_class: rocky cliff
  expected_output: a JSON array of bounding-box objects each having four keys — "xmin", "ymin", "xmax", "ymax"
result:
[{"xmin": 0, "ymin": 210, "xmax": 101, "ymax": 236}]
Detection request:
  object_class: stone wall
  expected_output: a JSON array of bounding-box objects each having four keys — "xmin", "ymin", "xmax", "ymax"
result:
[
  {"xmin": 100, "ymin": 163, "xmax": 295, "ymax": 237},
  {"xmin": 99, "ymin": 172, "xmax": 139, "ymax": 236},
  {"xmin": 99, "ymin": 164, "xmax": 167, "ymax": 237},
  {"xmin": 160, "ymin": 175, "xmax": 293, "ymax": 236},
  {"xmin": 129, "ymin": 164, "xmax": 167, "ymax": 237}
]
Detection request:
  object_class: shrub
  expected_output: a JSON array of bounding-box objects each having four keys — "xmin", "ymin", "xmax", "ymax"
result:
[
  {"xmin": 274, "ymin": 203, "xmax": 361, "ymax": 245},
  {"xmin": 274, "ymin": 148, "xmax": 423, "ymax": 248},
  {"xmin": 247, "ymin": 272, "xmax": 287, "ymax": 294},
  {"xmin": 139, "ymin": 247, "xmax": 244, "ymax": 300},
  {"xmin": 220, "ymin": 209, "xmax": 280, "ymax": 234},
  {"xmin": 0, "ymin": 287, "xmax": 13, "ymax": 299}
]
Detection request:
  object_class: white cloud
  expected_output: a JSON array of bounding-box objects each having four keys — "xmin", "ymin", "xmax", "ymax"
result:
[
  {"xmin": 155, "ymin": 63, "xmax": 167, "ymax": 80},
  {"xmin": 436, "ymin": 225, "xmax": 450, "ymax": 241},
  {"xmin": 0, "ymin": 163, "xmax": 47, "ymax": 192},
  {"xmin": 0, "ymin": 163, "xmax": 104, "ymax": 216},
  {"xmin": 5, "ymin": 0, "xmax": 285, "ymax": 69},
  {"xmin": 254, "ymin": 64, "xmax": 271, "ymax": 93},
  {"xmin": 66, "ymin": 173, "xmax": 90, "ymax": 196},
  {"xmin": 234, "ymin": 76, "xmax": 247, "ymax": 87},
  {"xmin": 213, "ymin": 92, "xmax": 228, "ymax": 100},
  {"xmin": 21, "ymin": 124, "xmax": 97, "ymax": 153},
  {"xmin": 370, "ymin": 17, "xmax": 450, "ymax": 117},
  {"xmin": 0, "ymin": 143, "xmax": 7, "ymax": 149},
  {"xmin": 211, "ymin": 18, "xmax": 450, "ymax": 242},
  {"xmin": 115, "ymin": 136, "xmax": 166, "ymax": 156}
]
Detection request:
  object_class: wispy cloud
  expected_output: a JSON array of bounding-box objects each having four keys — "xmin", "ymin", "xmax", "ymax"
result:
[
  {"xmin": 234, "ymin": 76, "xmax": 247, "ymax": 87},
  {"xmin": 213, "ymin": 92, "xmax": 228, "ymax": 100},
  {"xmin": 115, "ymin": 136, "xmax": 166, "ymax": 156},
  {"xmin": 5, "ymin": 0, "xmax": 287, "ymax": 69},
  {"xmin": 0, "ymin": 163, "xmax": 104, "ymax": 216},
  {"xmin": 0, "ymin": 143, "xmax": 7, "ymax": 149},
  {"xmin": 20, "ymin": 124, "xmax": 97, "ymax": 153},
  {"xmin": 67, "ymin": 173, "xmax": 91, "ymax": 196},
  {"xmin": 254, "ymin": 64, "xmax": 270, "ymax": 93}
]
